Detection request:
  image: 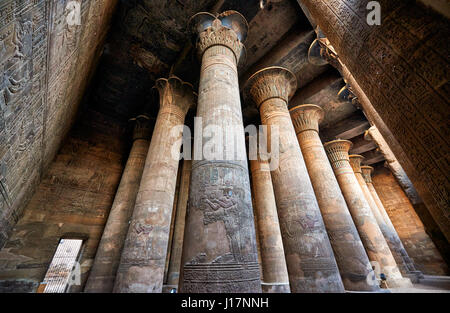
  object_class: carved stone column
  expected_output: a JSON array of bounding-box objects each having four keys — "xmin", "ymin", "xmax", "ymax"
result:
[
  {"xmin": 84, "ymin": 115, "xmax": 153, "ymax": 293},
  {"xmin": 114, "ymin": 77, "xmax": 195, "ymax": 293},
  {"xmin": 324, "ymin": 140, "xmax": 408, "ymax": 288},
  {"xmin": 166, "ymin": 160, "xmax": 192, "ymax": 290},
  {"xmin": 290, "ymin": 104, "xmax": 378, "ymax": 292},
  {"xmin": 244, "ymin": 67, "xmax": 344, "ymax": 293},
  {"xmin": 250, "ymin": 151, "xmax": 290, "ymax": 293},
  {"xmin": 179, "ymin": 11, "xmax": 261, "ymax": 293},
  {"xmin": 348, "ymin": 154, "xmax": 412, "ymax": 288},
  {"xmin": 300, "ymin": 0, "xmax": 450, "ymax": 242},
  {"xmin": 361, "ymin": 166, "xmax": 423, "ymax": 281}
]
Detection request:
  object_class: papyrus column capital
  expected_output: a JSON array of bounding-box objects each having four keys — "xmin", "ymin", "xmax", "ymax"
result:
[
  {"xmin": 154, "ymin": 76, "xmax": 196, "ymax": 118},
  {"xmin": 349, "ymin": 154, "xmax": 365, "ymax": 174},
  {"xmin": 361, "ymin": 165, "xmax": 374, "ymax": 184},
  {"xmin": 289, "ymin": 104, "xmax": 324, "ymax": 134},
  {"xmin": 129, "ymin": 114, "xmax": 154, "ymax": 141},
  {"xmin": 189, "ymin": 10, "xmax": 248, "ymax": 64},
  {"xmin": 244, "ymin": 66, "xmax": 297, "ymax": 110},
  {"xmin": 323, "ymin": 139, "xmax": 353, "ymax": 167}
]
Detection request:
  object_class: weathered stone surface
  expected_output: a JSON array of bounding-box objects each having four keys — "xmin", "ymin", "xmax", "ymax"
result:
[
  {"xmin": 0, "ymin": 110, "xmax": 126, "ymax": 292},
  {"xmin": 372, "ymin": 166, "xmax": 449, "ymax": 276},
  {"xmin": 300, "ymin": 0, "xmax": 450, "ymax": 242},
  {"xmin": 324, "ymin": 140, "xmax": 405, "ymax": 288},
  {"xmin": 180, "ymin": 11, "xmax": 261, "ymax": 293},
  {"xmin": 84, "ymin": 115, "xmax": 153, "ymax": 293},
  {"xmin": 290, "ymin": 104, "xmax": 377, "ymax": 292},
  {"xmin": 166, "ymin": 160, "xmax": 191, "ymax": 289},
  {"xmin": 0, "ymin": 0, "xmax": 118, "ymax": 248},
  {"xmin": 361, "ymin": 165, "xmax": 423, "ymax": 282},
  {"xmin": 245, "ymin": 67, "xmax": 344, "ymax": 293},
  {"xmin": 348, "ymin": 154, "xmax": 411, "ymax": 287},
  {"xmin": 114, "ymin": 77, "xmax": 195, "ymax": 293},
  {"xmin": 250, "ymin": 149, "xmax": 290, "ymax": 293}
]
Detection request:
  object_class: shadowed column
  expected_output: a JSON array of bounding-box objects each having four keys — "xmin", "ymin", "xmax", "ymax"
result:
[
  {"xmin": 290, "ymin": 104, "xmax": 378, "ymax": 292},
  {"xmin": 84, "ymin": 115, "xmax": 153, "ymax": 293},
  {"xmin": 324, "ymin": 140, "xmax": 408, "ymax": 288},
  {"xmin": 166, "ymin": 160, "xmax": 191, "ymax": 290},
  {"xmin": 114, "ymin": 77, "xmax": 195, "ymax": 293},
  {"xmin": 361, "ymin": 165, "xmax": 423, "ymax": 281},
  {"xmin": 300, "ymin": 0, "xmax": 450, "ymax": 242},
  {"xmin": 244, "ymin": 67, "xmax": 344, "ymax": 293},
  {"xmin": 250, "ymin": 149, "xmax": 290, "ymax": 293},
  {"xmin": 179, "ymin": 11, "xmax": 261, "ymax": 293},
  {"xmin": 348, "ymin": 154, "xmax": 411, "ymax": 288}
]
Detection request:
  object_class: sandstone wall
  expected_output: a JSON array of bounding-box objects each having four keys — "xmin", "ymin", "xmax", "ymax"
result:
[
  {"xmin": 0, "ymin": 0, "xmax": 118, "ymax": 248},
  {"xmin": 0, "ymin": 110, "xmax": 126, "ymax": 292},
  {"xmin": 372, "ymin": 166, "xmax": 449, "ymax": 275}
]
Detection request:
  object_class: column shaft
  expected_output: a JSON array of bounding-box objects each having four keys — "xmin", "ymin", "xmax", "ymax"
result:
[
  {"xmin": 361, "ymin": 166, "xmax": 422, "ymax": 281},
  {"xmin": 301, "ymin": 0, "xmax": 450, "ymax": 242},
  {"xmin": 250, "ymin": 155, "xmax": 290, "ymax": 293},
  {"xmin": 166, "ymin": 160, "xmax": 191, "ymax": 289},
  {"xmin": 245, "ymin": 67, "xmax": 344, "ymax": 293},
  {"xmin": 84, "ymin": 115, "xmax": 152, "ymax": 293},
  {"xmin": 290, "ymin": 105, "xmax": 378, "ymax": 292},
  {"xmin": 324, "ymin": 140, "xmax": 407, "ymax": 288},
  {"xmin": 347, "ymin": 154, "xmax": 411, "ymax": 288},
  {"xmin": 180, "ymin": 12, "xmax": 261, "ymax": 293},
  {"xmin": 114, "ymin": 77, "xmax": 194, "ymax": 293}
]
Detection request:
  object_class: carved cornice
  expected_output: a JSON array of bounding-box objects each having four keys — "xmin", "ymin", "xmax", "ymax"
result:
[
  {"xmin": 243, "ymin": 66, "xmax": 297, "ymax": 110},
  {"xmin": 361, "ymin": 166, "xmax": 374, "ymax": 184},
  {"xmin": 349, "ymin": 155, "xmax": 365, "ymax": 174},
  {"xmin": 289, "ymin": 104, "xmax": 324, "ymax": 134},
  {"xmin": 129, "ymin": 114, "xmax": 154, "ymax": 141},
  {"xmin": 323, "ymin": 140, "xmax": 353, "ymax": 164},
  {"xmin": 154, "ymin": 76, "xmax": 197, "ymax": 118},
  {"xmin": 189, "ymin": 11, "xmax": 248, "ymax": 64}
]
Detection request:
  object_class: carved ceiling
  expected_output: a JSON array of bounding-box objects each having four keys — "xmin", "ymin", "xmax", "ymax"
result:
[{"xmin": 85, "ymin": 0, "xmax": 383, "ymax": 164}]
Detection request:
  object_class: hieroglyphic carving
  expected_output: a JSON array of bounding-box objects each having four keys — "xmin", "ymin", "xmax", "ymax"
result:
[
  {"xmin": 301, "ymin": 0, "xmax": 450, "ymax": 241},
  {"xmin": 244, "ymin": 67, "xmax": 344, "ymax": 293},
  {"xmin": 180, "ymin": 11, "xmax": 261, "ymax": 293},
  {"xmin": 290, "ymin": 104, "xmax": 378, "ymax": 291}
]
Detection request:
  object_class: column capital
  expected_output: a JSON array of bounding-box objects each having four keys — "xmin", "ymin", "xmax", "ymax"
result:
[
  {"xmin": 188, "ymin": 10, "xmax": 248, "ymax": 64},
  {"xmin": 323, "ymin": 139, "xmax": 353, "ymax": 164},
  {"xmin": 154, "ymin": 76, "xmax": 197, "ymax": 118},
  {"xmin": 129, "ymin": 114, "xmax": 154, "ymax": 141},
  {"xmin": 243, "ymin": 66, "xmax": 297, "ymax": 109},
  {"xmin": 349, "ymin": 154, "xmax": 365, "ymax": 174},
  {"xmin": 289, "ymin": 104, "xmax": 324, "ymax": 134},
  {"xmin": 361, "ymin": 165, "xmax": 374, "ymax": 184}
]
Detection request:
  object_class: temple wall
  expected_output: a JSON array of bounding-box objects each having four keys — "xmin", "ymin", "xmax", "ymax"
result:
[
  {"xmin": 0, "ymin": 110, "xmax": 127, "ymax": 293},
  {"xmin": 0, "ymin": 0, "xmax": 118, "ymax": 248},
  {"xmin": 372, "ymin": 166, "xmax": 449, "ymax": 276}
]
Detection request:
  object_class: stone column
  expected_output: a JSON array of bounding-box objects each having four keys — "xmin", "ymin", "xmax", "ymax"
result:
[
  {"xmin": 84, "ymin": 115, "xmax": 153, "ymax": 293},
  {"xmin": 244, "ymin": 67, "xmax": 344, "ymax": 293},
  {"xmin": 113, "ymin": 76, "xmax": 195, "ymax": 293},
  {"xmin": 300, "ymin": 0, "xmax": 450, "ymax": 242},
  {"xmin": 361, "ymin": 166, "xmax": 423, "ymax": 281},
  {"xmin": 179, "ymin": 11, "xmax": 261, "ymax": 293},
  {"xmin": 324, "ymin": 140, "xmax": 409, "ymax": 288},
  {"xmin": 348, "ymin": 154, "xmax": 411, "ymax": 288},
  {"xmin": 289, "ymin": 104, "xmax": 378, "ymax": 292},
  {"xmin": 250, "ymin": 151, "xmax": 290, "ymax": 293},
  {"xmin": 166, "ymin": 159, "xmax": 192, "ymax": 290}
]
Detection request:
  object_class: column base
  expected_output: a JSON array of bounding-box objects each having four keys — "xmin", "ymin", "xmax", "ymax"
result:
[
  {"xmin": 385, "ymin": 277, "xmax": 414, "ymax": 288},
  {"xmin": 345, "ymin": 289, "xmax": 391, "ymax": 293},
  {"xmin": 406, "ymin": 271, "xmax": 424, "ymax": 283},
  {"xmin": 261, "ymin": 282, "xmax": 291, "ymax": 293},
  {"xmin": 162, "ymin": 285, "xmax": 178, "ymax": 293}
]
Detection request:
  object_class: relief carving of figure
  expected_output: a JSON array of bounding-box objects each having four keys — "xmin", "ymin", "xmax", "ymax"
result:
[{"xmin": 202, "ymin": 187, "xmax": 243, "ymax": 262}]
